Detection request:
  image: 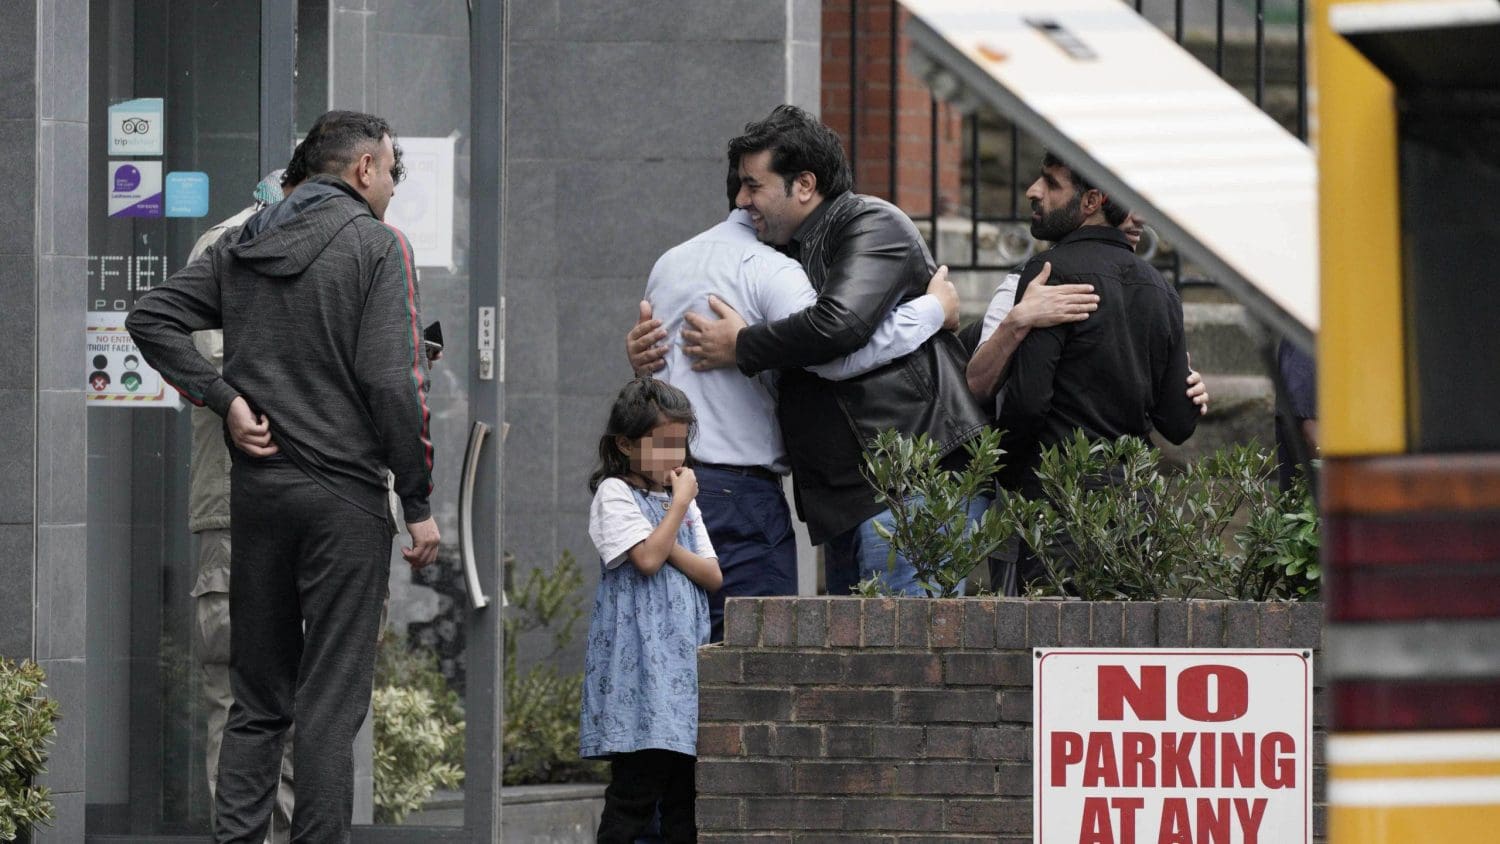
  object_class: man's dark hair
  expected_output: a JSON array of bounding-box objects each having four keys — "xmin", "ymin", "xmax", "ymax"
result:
[
  {"xmin": 728, "ymin": 105, "xmax": 853, "ymax": 199},
  {"xmin": 281, "ymin": 138, "xmax": 311, "ymax": 189},
  {"xmin": 726, "ymin": 164, "xmax": 741, "ymax": 211},
  {"xmin": 295, "ymin": 110, "xmax": 405, "ymax": 185},
  {"xmin": 1041, "ymin": 150, "xmax": 1098, "ymax": 197},
  {"xmin": 1103, "ymin": 197, "xmax": 1130, "ymax": 227}
]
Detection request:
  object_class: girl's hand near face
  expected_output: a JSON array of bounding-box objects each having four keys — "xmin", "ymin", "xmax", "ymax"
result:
[{"xmin": 668, "ymin": 467, "xmax": 698, "ymax": 507}]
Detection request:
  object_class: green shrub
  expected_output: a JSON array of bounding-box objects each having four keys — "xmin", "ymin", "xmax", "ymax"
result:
[
  {"xmin": 0, "ymin": 659, "xmax": 59, "ymax": 841},
  {"xmin": 502, "ymin": 551, "xmax": 606, "ymax": 786},
  {"xmin": 858, "ymin": 427, "xmax": 1022, "ymax": 597},
  {"xmin": 372, "ymin": 630, "xmax": 465, "ymax": 824},
  {"xmin": 1019, "ymin": 432, "xmax": 1320, "ymax": 601}
]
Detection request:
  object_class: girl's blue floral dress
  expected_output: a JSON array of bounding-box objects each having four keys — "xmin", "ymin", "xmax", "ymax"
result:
[{"xmin": 579, "ymin": 486, "xmax": 711, "ymax": 759}]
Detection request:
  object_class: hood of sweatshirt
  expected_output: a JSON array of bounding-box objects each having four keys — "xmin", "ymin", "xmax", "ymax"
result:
[{"xmin": 228, "ymin": 175, "xmax": 377, "ymax": 278}]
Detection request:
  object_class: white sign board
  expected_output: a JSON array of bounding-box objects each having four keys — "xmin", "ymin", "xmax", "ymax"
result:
[
  {"xmin": 1035, "ymin": 648, "xmax": 1312, "ymax": 844},
  {"xmin": 383, "ymin": 135, "xmax": 456, "ymax": 269},
  {"xmin": 107, "ymin": 97, "xmax": 164, "ymax": 156},
  {"xmin": 86, "ymin": 311, "xmax": 181, "ymax": 408}
]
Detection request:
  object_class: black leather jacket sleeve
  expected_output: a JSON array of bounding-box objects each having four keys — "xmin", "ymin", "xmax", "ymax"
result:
[{"xmin": 736, "ymin": 205, "xmax": 922, "ymax": 376}]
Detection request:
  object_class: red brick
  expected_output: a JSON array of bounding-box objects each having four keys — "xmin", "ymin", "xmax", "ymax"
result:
[
  {"xmin": 923, "ymin": 725, "xmax": 974, "ymax": 758},
  {"xmin": 897, "ymin": 689, "xmax": 997, "ymax": 723},
  {"xmin": 841, "ymin": 797, "xmax": 944, "ymax": 831},
  {"xmin": 1157, "ymin": 600, "xmax": 1190, "ymax": 646},
  {"xmin": 745, "ymin": 797, "xmax": 845, "ymax": 830},
  {"xmin": 792, "ymin": 761, "xmax": 895, "ymax": 794},
  {"xmin": 1289, "ymin": 600, "xmax": 1324, "ymax": 651},
  {"xmin": 1189, "ymin": 600, "xmax": 1227, "ymax": 647},
  {"xmin": 941, "ymin": 652, "xmax": 1030, "ymax": 687},
  {"xmin": 930, "ymin": 600, "xmax": 963, "ymax": 648},
  {"xmin": 895, "ymin": 762, "xmax": 995, "ymax": 795},
  {"xmin": 998, "ymin": 689, "xmax": 1032, "ymax": 724},
  {"xmin": 699, "ymin": 834, "xmax": 791, "ymax": 843},
  {"xmin": 1226, "ymin": 601, "xmax": 1261, "ymax": 647},
  {"xmin": 961, "ymin": 600, "xmax": 997, "ymax": 649},
  {"xmin": 699, "ymin": 647, "xmax": 743, "ymax": 684},
  {"xmin": 1124, "ymin": 601, "xmax": 1158, "ymax": 647},
  {"xmin": 945, "ymin": 799, "xmax": 1031, "ymax": 834},
  {"xmin": 724, "ymin": 598, "xmax": 762, "ymax": 647},
  {"xmin": 973, "ymin": 726, "xmax": 1030, "ymax": 762},
  {"xmin": 699, "ymin": 724, "xmax": 743, "ymax": 757},
  {"xmin": 844, "ymin": 652, "xmax": 942, "ymax": 686},
  {"xmin": 1059, "ymin": 600, "xmax": 1091, "ymax": 645},
  {"xmin": 701, "ymin": 687, "xmax": 792, "ymax": 722},
  {"xmin": 744, "ymin": 650, "xmax": 844, "ymax": 685},
  {"xmin": 697, "ymin": 760, "xmax": 791, "ymax": 795},
  {"xmin": 743, "ymin": 724, "xmax": 773, "ymax": 756},
  {"xmin": 697, "ymin": 796, "xmax": 743, "ymax": 831},
  {"xmin": 862, "ymin": 598, "xmax": 897, "ymax": 647},
  {"xmin": 897, "ymin": 599, "xmax": 931, "ymax": 648},
  {"xmin": 795, "ymin": 598, "xmax": 830, "ymax": 647},
  {"xmin": 828, "ymin": 598, "xmax": 862, "ymax": 646},
  {"xmin": 871, "ymin": 725, "xmax": 925, "ymax": 758},
  {"xmin": 768, "ymin": 724, "xmax": 822, "ymax": 757},
  {"xmin": 794, "ymin": 688, "xmax": 895, "ymax": 722},
  {"xmin": 1259, "ymin": 601, "xmax": 1293, "ymax": 647},
  {"xmin": 1091, "ymin": 601, "xmax": 1125, "ymax": 646},
  {"xmin": 997, "ymin": 762, "xmax": 1032, "ymax": 796},
  {"xmin": 995, "ymin": 599, "xmax": 1027, "ymax": 648},
  {"xmin": 762, "ymin": 598, "xmax": 797, "ymax": 647},
  {"xmin": 825, "ymin": 724, "xmax": 874, "ymax": 757}
]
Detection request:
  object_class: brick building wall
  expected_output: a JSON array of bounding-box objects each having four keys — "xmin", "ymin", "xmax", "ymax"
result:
[
  {"xmin": 697, "ymin": 597, "xmax": 1326, "ymax": 841},
  {"xmin": 822, "ymin": 0, "xmax": 963, "ymax": 217}
]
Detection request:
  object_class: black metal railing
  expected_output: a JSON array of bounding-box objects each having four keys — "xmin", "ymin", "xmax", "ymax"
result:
[{"xmin": 842, "ymin": 0, "xmax": 1310, "ymax": 280}]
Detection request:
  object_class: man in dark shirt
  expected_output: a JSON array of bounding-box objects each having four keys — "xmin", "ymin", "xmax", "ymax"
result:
[
  {"xmin": 970, "ymin": 152, "xmax": 1199, "ymax": 590},
  {"xmin": 681, "ymin": 105, "xmax": 989, "ymax": 596}
]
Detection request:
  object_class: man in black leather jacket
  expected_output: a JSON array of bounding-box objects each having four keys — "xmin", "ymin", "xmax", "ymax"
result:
[{"xmin": 681, "ymin": 105, "xmax": 989, "ymax": 596}]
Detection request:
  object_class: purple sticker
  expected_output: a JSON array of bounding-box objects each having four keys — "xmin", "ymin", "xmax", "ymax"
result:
[{"xmin": 114, "ymin": 164, "xmax": 141, "ymax": 192}]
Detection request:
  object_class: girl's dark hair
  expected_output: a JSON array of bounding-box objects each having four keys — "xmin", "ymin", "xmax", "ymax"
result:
[{"xmin": 588, "ymin": 377, "xmax": 697, "ymax": 492}]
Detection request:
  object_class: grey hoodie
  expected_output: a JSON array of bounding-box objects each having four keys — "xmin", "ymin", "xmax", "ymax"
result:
[{"xmin": 128, "ymin": 175, "xmax": 433, "ymax": 523}]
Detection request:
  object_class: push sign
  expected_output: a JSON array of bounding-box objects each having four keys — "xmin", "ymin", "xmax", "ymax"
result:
[
  {"xmin": 108, "ymin": 98, "xmax": 164, "ymax": 155},
  {"xmin": 1034, "ymin": 649, "xmax": 1312, "ymax": 844}
]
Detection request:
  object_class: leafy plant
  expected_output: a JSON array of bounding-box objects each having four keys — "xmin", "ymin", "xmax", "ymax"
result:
[
  {"xmin": 859, "ymin": 427, "xmax": 1023, "ymax": 597},
  {"xmin": 1017, "ymin": 431, "xmax": 1320, "ymax": 601},
  {"xmin": 372, "ymin": 686, "xmax": 463, "ymax": 824},
  {"xmin": 372, "ymin": 630, "xmax": 465, "ymax": 824},
  {"xmin": 0, "ymin": 659, "xmax": 59, "ymax": 841},
  {"xmin": 502, "ymin": 551, "xmax": 606, "ymax": 786}
]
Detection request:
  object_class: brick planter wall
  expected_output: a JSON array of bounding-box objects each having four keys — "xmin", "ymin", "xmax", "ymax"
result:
[{"xmin": 697, "ymin": 597, "xmax": 1325, "ymax": 842}]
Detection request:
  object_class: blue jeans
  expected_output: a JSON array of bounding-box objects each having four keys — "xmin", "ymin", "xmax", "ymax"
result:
[
  {"xmin": 692, "ymin": 466, "xmax": 798, "ymax": 642},
  {"xmin": 823, "ymin": 495, "xmax": 992, "ymax": 596}
]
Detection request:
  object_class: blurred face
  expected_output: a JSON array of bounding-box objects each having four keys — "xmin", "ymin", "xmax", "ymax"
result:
[
  {"xmin": 735, "ymin": 149, "xmax": 814, "ymax": 245},
  {"xmin": 352, "ymin": 135, "xmax": 398, "ymax": 220},
  {"xmin": 619, "ymin": 417, "xmax": 689, "ymax": 488},
  {"xmin": 1025, "ymin": 164, "xmax": 1086, "ymax": 242},
  {"xmin": 1118, "ymin": 212, "xmax": 1145, "ymax": 249}
]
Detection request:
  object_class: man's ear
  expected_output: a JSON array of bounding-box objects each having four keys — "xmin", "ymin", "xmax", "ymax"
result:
[
  {"xmin": 794, "ymin": 170, "xmax": 819, "ymax": 203},
  {"xmin": 1083, "ymin": 188, "xmax": 1106, "ymax": 216},
  {"xmin": 355, "ymin": 152, "xmax": 375, "ymax": 188}
]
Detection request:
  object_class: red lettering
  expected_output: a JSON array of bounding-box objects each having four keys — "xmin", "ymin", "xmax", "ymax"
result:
[
  {"xmin": 1234, "ymin": 798, "xmax": 1268, "ymax": 844},
  {"xmin": 1121, "ymin": 731, "xmax": 1157, "ymax": 787},
  {"xmin": 1195, "ymin": 798, "xmax": 1231, "ymax": 844},
  {"xmin": 1199, "ymin": 730, "xmax": 1217, "ymax": 788},
  {"xmin": 1099, "ymin": 665, "xmax": 1167, "ymax": 721},
  {"xmin": 1157, "ymin": 798, "xmax": 1192, "ymax": 844},
  {"xmin": 1111, "ymin": 798, "xmax": 1144, "ymax": 844},
  {"xmin": 1051, "ymin": 731, "xmax": 1084, "ymax": 786},
  {"xmin": 1221, "ymin": 732, "xmax": 1256, "ymax": 787},
  {"xmin": 1079, "ymin": 796, "xmax": 1113, "ymax": 844},
  {"xmin": 1177, "ymin": 665, "xmax": 1249, "ymax": 722},
  {"xmin": 1083, "ymin": 731, "xmax": 1121, "ymax": 787},
  {"xmin": 1261, "ymin": 732, "xmax": 1297, "ymax": 788},
  {"xmin": 1161, "ymin": 732, "xmax": 1197, "ymax": 787}
]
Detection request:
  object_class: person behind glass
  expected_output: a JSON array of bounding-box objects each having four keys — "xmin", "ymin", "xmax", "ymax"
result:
[{"xmin": 582, "ymin": 378, "xmax": 723, "ymax": 843}]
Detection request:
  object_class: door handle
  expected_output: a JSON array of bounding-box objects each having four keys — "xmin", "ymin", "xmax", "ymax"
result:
[{"xmin": 459, "ymin": 420, "xmax": 493, "ymax": 610}]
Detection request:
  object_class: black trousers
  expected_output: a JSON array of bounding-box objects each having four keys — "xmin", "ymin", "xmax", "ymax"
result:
[
  {"xmin": 216, "ymin": 458, "xmax": 392, "ymax": 844},
  {"xmin": 597, "ymin": 749, "xmax": 697, "ymax": 843}
]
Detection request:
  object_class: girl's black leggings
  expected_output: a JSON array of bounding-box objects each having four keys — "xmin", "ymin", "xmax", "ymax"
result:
[{"xmin": 597, "ymin": 749, "xmax": 697, "ymax": 843}]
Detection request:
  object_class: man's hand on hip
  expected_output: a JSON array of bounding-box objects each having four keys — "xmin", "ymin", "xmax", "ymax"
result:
[
  {"xmin": 403, "ymin": 517, "xmax": 440, "ymax": 569},
  {"xmin": 682, "ymin": 295, "xmax": 746, "ymax": 371},
  {"xmin": 226, "ymin": 396, "xmax": 280, "ymax": 457},
  {"xmin": 626, "ymin": 299, "xmax": 667, "ymax": 375},
  {"xmin": 927, "ymin": 265, "xmax": 960, "ymax": 331}
]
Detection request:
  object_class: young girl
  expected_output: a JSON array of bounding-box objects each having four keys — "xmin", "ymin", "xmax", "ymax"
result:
[{"xmin": 581, "ymin": 377, "xmax": 723, "ymax": 843}]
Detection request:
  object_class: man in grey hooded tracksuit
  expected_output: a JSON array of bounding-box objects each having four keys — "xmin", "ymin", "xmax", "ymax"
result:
[{"xmin": 128, "ymin": 110, "xmax": 438, "ymax": 843}]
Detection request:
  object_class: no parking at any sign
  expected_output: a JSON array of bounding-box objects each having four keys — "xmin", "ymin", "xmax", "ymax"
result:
[{"xmin": 1034, "ymin": 649, "xmax": 1312, "ymax": 844}]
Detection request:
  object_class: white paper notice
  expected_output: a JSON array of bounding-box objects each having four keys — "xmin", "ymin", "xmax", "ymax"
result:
[{"xmin": 383, "ymin": 135, "xmax": 456, "ymax": 269}]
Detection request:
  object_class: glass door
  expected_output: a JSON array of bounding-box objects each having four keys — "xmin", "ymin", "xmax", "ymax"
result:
[{"xmin": 84, "ymin": 1, "xmax": 502, "ymax": 840}]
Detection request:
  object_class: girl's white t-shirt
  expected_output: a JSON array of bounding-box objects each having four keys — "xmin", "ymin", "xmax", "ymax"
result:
[{"xmin": 588, "ymin": 477, "xmax": 717, "ymax": 569}]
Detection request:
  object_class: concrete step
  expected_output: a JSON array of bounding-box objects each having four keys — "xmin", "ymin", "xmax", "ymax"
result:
[
  {"xmin": 1183, "ymin": 302, "xmax": 1271, "ymax": 377},
  {"xmin": 1154, "ymin": 374, "xmax": 1277, "ymax": 470}
]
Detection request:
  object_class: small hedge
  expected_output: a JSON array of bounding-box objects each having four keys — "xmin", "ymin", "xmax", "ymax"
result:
[{"xmin": 0, "ymin": 659, "xmax": 59, "ymax": 841}]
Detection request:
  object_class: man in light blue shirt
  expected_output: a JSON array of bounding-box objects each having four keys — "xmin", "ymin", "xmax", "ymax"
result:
[{"xmin": 628, "ymin": 179, "xmax": 957, "ymax": 639}]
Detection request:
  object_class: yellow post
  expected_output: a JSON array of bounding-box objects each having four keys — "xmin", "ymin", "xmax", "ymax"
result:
[{"xmin": 1312, "ymin": 0, "xmax": 1406, "ymax": 455}]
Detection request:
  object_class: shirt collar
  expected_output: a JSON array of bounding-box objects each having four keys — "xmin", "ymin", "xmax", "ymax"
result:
[
  {"xmin": 1054, "ymin": 224, "xmax": 1134, "ymax": 251},
  {"xmin": 788, "ymin": 196, "xmax": 834, "ymax": 260}
]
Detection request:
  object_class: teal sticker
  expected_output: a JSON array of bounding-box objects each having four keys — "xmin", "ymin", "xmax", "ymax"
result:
[{"xmin": 165, "ymin": 171, "xmax": 209, "ymax": 218}]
